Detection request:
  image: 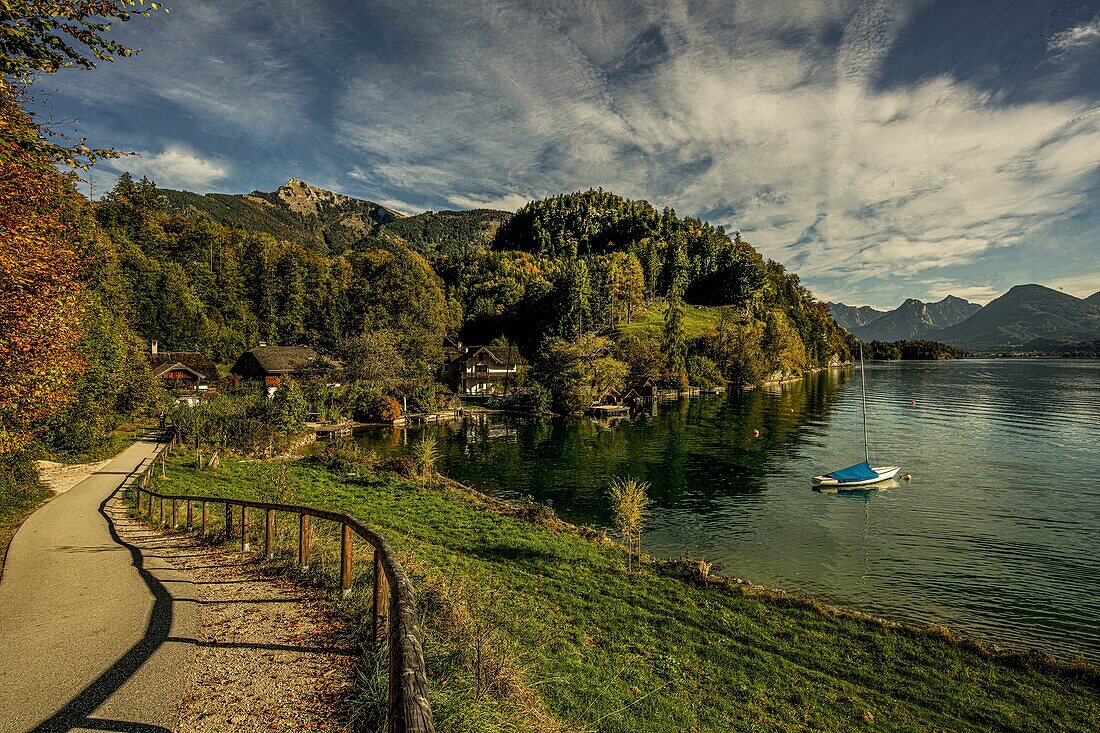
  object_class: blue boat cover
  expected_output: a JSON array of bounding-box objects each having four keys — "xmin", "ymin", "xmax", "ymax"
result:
[{"xmin": 826, "ymin": 461, "xmax": 879, "ymax": 482}]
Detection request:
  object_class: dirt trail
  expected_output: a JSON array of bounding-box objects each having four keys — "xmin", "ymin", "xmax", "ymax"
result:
[
  {"xmin": 110, "ymin": 508, "xmax": 357, "ymax": 732},
  {"xmin": 35, "ymin": 457, "xmax": 113, "ymax": 494}
]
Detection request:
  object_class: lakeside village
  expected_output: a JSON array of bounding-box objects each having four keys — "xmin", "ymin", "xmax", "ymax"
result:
[{"xmin": 152, "ymin": 336, "xmax": 731, "ymax": 438}]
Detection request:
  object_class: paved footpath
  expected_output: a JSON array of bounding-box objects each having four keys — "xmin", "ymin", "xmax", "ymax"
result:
[{"xmin": 0, "ymin": 435, "xmax": 199, "ymax": 733}]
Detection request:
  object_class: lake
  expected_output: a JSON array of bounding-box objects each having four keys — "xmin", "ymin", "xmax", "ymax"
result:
[{"xmin": 355, "ymin": 359, "xmax": 1100, "ymax": 662}]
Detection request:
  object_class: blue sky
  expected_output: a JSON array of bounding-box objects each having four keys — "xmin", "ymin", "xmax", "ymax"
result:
[{"xmin": 37, "ymin": 0, "xmax": 1100, "ymax": 309}]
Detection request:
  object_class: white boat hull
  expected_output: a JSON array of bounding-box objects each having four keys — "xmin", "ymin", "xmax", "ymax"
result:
[{"xmin": 812, "ymin": 466, "xmax": 901, "ymax": 488}]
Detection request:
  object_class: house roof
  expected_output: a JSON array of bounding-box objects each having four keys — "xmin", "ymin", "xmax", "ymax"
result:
[
  {"xmin": 250, "ymin": 345, "xmax": 320, "ymax": 374},
  {"xmin": 150, "ymin": 361, "xmax": 205, "ymax": 380},
  {"xmin": 453, "ymin": 344, "xmax": 525, "ymax": 367},
  {"xmin": 148, "ymin": 351, "xmax": 219, "ymax": 380},
  {"xmin": 234, "ymin": 345, "xmax": 341, "ymax": 375}
]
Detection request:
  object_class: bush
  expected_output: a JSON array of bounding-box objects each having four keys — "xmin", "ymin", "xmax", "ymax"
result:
[
  {"xmin": 485, "ymin": 383, "xmax": 552, "ymax": 414},
  {"xmin": 687, "ymin": 355, "xmax": 725, "ymax": 389},
  {"xmin": 407, "ymin": 384, "xmax": 440, "ymax": 414},
  {"xmin": 348, "ymin": 386, "xmax": 402, "ymax": 423},
  {"xmin": 272, "ymin": 380, "xmax": 307, "ymax": 432},
  {"xmin": 0, "ymin": 453, "xmax": 47, "ymax": 517},
  {"xmin": 379, "ymin": 455, "xmax": 416, "ymax": 477}
]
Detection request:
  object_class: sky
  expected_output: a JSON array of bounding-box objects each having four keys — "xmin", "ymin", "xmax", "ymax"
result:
[{"xmin": 35, "ymin": 0, "xmax": 1100, "ymax": 309}]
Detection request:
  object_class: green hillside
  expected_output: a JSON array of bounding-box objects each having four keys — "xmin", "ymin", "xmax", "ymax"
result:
[{"xmin": 616, "ymin": 300, "xmax": 725, "ymax": 340}]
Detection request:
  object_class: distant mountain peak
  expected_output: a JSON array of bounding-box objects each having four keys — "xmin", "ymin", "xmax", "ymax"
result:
[
  {"xmin": 826, "ymin": 302, "xmax": 886, "ymax": 331},
  {"xmin": 275, "ymin": 178, "xmax": 370, "ymax": 217}
]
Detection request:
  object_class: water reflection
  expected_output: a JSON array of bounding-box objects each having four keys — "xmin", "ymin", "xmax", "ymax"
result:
[{"xmin": 354, "ymin": 360, "xmax": 1100, "ymax": 661}]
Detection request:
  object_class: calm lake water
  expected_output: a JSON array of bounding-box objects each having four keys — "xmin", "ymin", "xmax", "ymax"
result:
[{"xmin": 356, "ymin": 360, "xmax": 1100, "ymax": 661}]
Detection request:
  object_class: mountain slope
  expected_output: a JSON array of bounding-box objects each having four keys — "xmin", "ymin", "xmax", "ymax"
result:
[
  {"xmin": 1086, "ymin": 290, "xmax": 1100, "ymax": 306},
  {"xmin": 828, "ymin": 302, "xmax": 886, "ymax": 331},
  {"xmin": 379, "ymin": 208, "xmax": 511, "ymax": 259},
  {"xmin": 162, "ymin": 180, "xmax": 509, "ymax": 258},
  {"xmin": 935, "ymin": 284, "xmax": 1100, "ymax": 350},
  {"xmin": 162, "ymin": 179, "xmax": 402, "ymax": 253},
  {"xmin": 854, "ymin": 295, "xmax": 981, "ymax": 341}
]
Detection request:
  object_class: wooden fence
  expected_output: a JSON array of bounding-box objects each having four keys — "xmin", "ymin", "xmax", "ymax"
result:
[{"xmin": 129, "ymin": 450, "xmax": 434, "ymax": 733}]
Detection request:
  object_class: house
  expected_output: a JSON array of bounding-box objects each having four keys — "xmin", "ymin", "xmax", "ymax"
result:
[
  {"xmin": 597, "ymin": 386, "xmax": 625, "ymax": 405},
  {"xmin": 147, "ymin": 341, "xmax": 219, "ymax": 394},
  {"xmin": 623, "ymin": 376, "xmax": 657, "ymax": 404},
  {"xmin": 229, "ymin": 344, "xmax": 339, "ymax": 397},
  {"xmin": 440, "ymin": 340, "xmax": 520, "ymax": 395}
]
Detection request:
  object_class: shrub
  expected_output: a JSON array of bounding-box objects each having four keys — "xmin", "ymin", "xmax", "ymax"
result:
[
  {"xmin": 609, "ymin": 476, "xmax": 652, "ymax": 571},
  {"xmin": 0, "ymin": 452, "xmax": 47, "ymax": 518},
  {"xmin": 349, "ymin": 387, "xmax": 401, "ymax": 423},
  {"xmin": 272, "ymin": 380, "xmax": 307, "ymax": 432},
  {"xmin": 379, "ymin": 455, "xmax": 416, "ymax": 477},
  {"xmin": 412, "ymin": 433, "xmax": 439, "ymax": 485},
  {"xmin": 687, "ymin": 355, "xmax": 725, "ymax": 389},
  {"xmin": 407, "ymin": 384, "xmax": 440, "ymax": 414}
]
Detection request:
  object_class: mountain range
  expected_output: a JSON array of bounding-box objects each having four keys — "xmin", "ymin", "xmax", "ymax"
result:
[{"xmin": 830, "ymin": 285, "xmax": 1100, "ymax": 352}]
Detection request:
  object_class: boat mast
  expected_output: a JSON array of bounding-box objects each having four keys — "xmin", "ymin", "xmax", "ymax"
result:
[{"xmin": 859, "ymin": 341, "xmax": 869, "ymax": 463}]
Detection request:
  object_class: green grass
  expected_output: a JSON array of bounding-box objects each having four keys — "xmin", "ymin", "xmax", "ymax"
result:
[
  {"xmin": 146, "ymin": 452, "xmax": 1099, "ymax": 733},
  {"xmin": 617, "ymin": 300, "xmax": 726, "ymax": 341}
]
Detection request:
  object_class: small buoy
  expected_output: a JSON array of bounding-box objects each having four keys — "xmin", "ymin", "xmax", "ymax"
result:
[
  {"xmin": 752, "ymin": 429, "xmax": 760, "ymax": 437},
  {"xmin": 911, "ymin": 400, "xmax": 916, "ymax": 406},
  {"xmin": 903, "ymin": 474, "xmax": 912, "ymax": 482}
]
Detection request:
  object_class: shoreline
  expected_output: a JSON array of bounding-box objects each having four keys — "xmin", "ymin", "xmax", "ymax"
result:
[{"xmin": 434, "ymin": 471, "xmax": 1098, "ymax": 672}]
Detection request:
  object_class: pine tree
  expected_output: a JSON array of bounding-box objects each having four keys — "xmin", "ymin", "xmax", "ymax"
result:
[
  {"xmin": 561, "ymin": 259, "xmax": 592, "ymax": 340},
  {"xmin": 661, "ymin": 288, "xmax": 688, "ymax": 387}
]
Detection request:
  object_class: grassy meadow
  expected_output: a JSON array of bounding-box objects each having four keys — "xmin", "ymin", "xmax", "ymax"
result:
[{"xmin": 140, "ymin": 450, "xmax": 1099, "ymax": 733}]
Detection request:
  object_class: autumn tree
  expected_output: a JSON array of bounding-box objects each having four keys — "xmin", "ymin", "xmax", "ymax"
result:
[{"xmin": 0, "ymin": 91, "xmax": 89, "ymax": 455}]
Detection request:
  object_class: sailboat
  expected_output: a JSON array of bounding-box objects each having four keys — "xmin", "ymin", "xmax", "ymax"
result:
[{"xmin": 812, "ymin": 343, "xmax": 901, "ymax": 488}]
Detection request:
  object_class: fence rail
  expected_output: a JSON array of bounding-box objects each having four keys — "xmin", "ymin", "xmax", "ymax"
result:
[{"xmin": 129, "ymin": 448, "xmax": 434, "ymax": 733}]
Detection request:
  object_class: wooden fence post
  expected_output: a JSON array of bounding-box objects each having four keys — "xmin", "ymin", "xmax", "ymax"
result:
[
  {"xmin": 298, "ymin": 514, "xmax": 310, "ymax": 569},
  {"xmin": 225, "ymin": 503, "xmax": 233, "ymax": 540},
  {"xmin": 241, "ymin": 507, "xmax": 249, "ymax": 552},
  {"xmin": 201, "ymin": 501, "xmax": 208, "ymax": 536},
  {"xmin": 387, "ymin": 586, "xmax": 401, "ymax": 732},
  {"xmin": 372, "ymin": 550, "xmax": 389, "ymax": 646},
  {"xmin": 136, "ymin": 490, "xmax": 142, "ymax": 515},
  {"xmin": 340, "ymin": 523, "xmax": 352, "ymax": 599},
  {"xmin": 264, "ymin": 509, "xmax": 275, "ymax": 560},
  {"xmin": 159, "ymin": 497, "xmax": 165, "ymax": 527},
  {"xmin": 186, "ymin": 500, "xmax": 193, "ymax": 530},
  {"xmin": 171, "ymin": 499, "xmax": 177, "ymax": 529}
]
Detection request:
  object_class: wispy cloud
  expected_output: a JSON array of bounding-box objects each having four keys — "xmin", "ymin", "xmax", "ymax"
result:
[{"xmin": 1048, "ymin": 16, "xmax": 1100, "ymax": 52}]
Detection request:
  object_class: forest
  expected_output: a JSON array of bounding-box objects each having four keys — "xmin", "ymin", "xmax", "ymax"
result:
[
  {"xmin": 97, "ymin": 180, "xmax": 857, "ymax": 412},
  {"xmin": 864, "ymin": 340, "xmax": 963, "ymax": 360}
]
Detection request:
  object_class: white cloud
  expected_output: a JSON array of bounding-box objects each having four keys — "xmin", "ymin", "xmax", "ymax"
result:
[
  {"xmin": 447, "ymin": 192, "xmax": 531, "ymax": 211},
  {"xmin": 112, "ymin": 147, "xmax": 229, "ymax": 189},
  {"xmin": 1048, "ymin": 16, "xmax": 1100, "ymax": 52}
]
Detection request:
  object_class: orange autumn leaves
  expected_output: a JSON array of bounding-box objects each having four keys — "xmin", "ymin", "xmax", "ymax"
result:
[{"xmin": 0, "ymin": 87, "xmax": 89, "ymax": 455}]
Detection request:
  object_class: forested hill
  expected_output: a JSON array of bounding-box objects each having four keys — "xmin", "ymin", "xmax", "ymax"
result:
[
  {"xmin": 162, "ymin": 179, "xmax": 508, "ymax": 258},
  {"xmin": 95, "ymin": 176, "xmax": 855, "ymax": 410}
]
